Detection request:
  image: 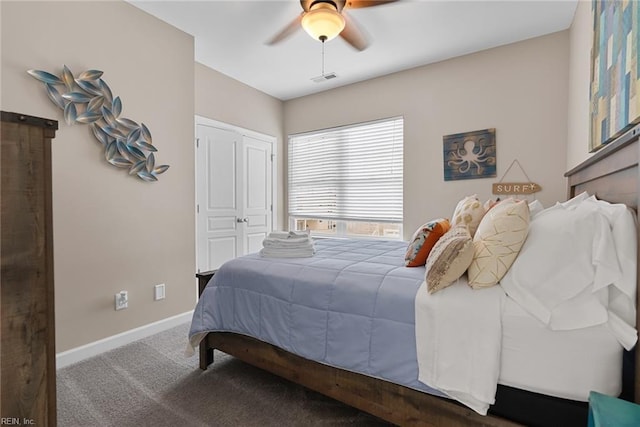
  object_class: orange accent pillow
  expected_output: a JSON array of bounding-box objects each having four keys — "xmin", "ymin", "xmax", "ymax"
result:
[{"xmin": 405, "ymin": 218, "xmax": 451, "ymax": 267}]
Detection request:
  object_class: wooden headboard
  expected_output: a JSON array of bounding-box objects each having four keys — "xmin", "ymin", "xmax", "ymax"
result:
[
  {"xmin": 565, "ymin": 125, "xmax": 640, "ymax": 207},
  {"xmin": 565, "ymin": 123, "xmax": 640, "ymax": 403}
]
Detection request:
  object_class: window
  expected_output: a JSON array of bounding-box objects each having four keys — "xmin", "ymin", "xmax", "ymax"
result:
[{"xmin": 288, "ymin": 117, "xmax": 403, "ymax": 238}]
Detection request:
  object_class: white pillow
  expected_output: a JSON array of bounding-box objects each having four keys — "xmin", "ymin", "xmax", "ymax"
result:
[
  {"xmin": 558, "ymin": 191, "xmax": 590, "ymax": 208},
  {"xmin": 468, "ymin": 199, "xmax": 530, "ymax": 289},
  {"xmin": 500, "ymin": 200, "xmax": 621, "ymax": 330},
  {"xmin": 528, "ymin": 200, "xmax": 544, "ymax": 218}
]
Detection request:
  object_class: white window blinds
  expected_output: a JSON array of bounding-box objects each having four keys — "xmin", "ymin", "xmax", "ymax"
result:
[{"xmin": 288, "ymin": 117, "xmax": 403, "ymax": 223}]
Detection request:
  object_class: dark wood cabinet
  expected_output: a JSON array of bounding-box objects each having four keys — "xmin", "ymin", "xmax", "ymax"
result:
[{"xmin": 1, "ymin": 111, "xmax": 58, "ymax": 426}]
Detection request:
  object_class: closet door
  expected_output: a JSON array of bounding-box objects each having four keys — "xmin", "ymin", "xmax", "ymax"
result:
[
  {"xmin": 196, "ymin": 121, "xmax": 273, "ymax": 272},
  {"xmin": 1, "ymin": 111, "xmax": 57, "ymax": 426},
  {"xmin": 197, "ymin": 125, "xmax": 241, "ymax": 271},
  {"xmin": 241, "ymin": 135, "xmax": 272, "ymax": 255}
]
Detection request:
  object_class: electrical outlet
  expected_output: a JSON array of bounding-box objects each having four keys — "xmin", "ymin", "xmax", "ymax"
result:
[
  {"xmin": 115, "ymin": 291, "xmax": 128, "ymax": 310},
  {"xmin": 154, "ymin": 283, "xmax": 165, "ymax": 301}
]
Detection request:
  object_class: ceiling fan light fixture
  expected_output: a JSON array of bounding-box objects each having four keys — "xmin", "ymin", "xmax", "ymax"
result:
[{"xmin": 301, "ymin": 2, "xmax": 346, "ymax": 42}]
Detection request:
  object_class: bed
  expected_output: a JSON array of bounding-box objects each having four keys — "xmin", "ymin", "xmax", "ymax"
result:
[{"xmin": 189, "ymin": 123, "xmax": 640, "ymax": 427}]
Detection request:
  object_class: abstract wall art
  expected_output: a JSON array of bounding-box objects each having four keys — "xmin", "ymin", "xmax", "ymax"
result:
[
  {"xmin": 589, "ymin": 0, "xmax": 640, "ymax": 151},
  {"xmin": 27, "ymin": 65, "xmax": 169, "ymax": 182}
]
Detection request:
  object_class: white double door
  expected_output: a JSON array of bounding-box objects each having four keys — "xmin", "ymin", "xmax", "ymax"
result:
[{"xmin": 196, "ymin": 119, "xmax": 274, "ymax": 272}]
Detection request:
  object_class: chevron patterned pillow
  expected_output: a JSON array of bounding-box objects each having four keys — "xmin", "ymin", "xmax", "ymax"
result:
[{"xmin": 467, "ymin": 198, "xmax": 530, "ymax": 289}]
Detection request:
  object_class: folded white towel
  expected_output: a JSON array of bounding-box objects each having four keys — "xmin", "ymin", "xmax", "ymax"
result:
[
  {"xmin": 263, "ymin": 230, "xmax": 313, "ymax": 248},
  {"xmin": 260, "ymin": 246, "xmax": 315, "ymax": 258},
  {"xmin": 260, "ymin": 230, "xmax": 315, "ymax": 258},
  {"xmin": 268, "ymin": 230, "xmax": 310, "ymax": 239},
  {"xmin": 263, "ymin": 238, "xmax": 313, "ymax": 248}
]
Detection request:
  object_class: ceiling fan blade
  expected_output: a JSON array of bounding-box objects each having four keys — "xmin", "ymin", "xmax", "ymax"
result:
[
  {"xmin": 266, "ymin": 13, "xmax": 303, "ymax": 45},
  {"xmin": 345, "ymin": 0, "xmax": 399, "ymax": 9},
  {"xmin": 340, "ymin": 13, "xmax": 369, "ymax": 51},
  {"xmin": 300, "ymin": 0, "xmax": 313, "ymax": 12}
]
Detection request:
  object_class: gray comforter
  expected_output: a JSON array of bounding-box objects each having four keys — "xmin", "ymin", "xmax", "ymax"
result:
[{"xmin": 189, "ymin": 237, "xmax": 444, "ymax": 397}]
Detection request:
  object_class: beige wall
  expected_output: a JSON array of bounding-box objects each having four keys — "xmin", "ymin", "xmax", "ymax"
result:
[
  {"xmin": 195, "ymin": 63, "xmax": 283, "ymax": 138},
  {"xmin": 1, "ymin": 1, "xmax": 195, "ymax": 352},
  {"xmin": 284, "ymin": 32, "xmax": 570, "ymax": 239},
  {"xmin": 194, "ymin": 63, "xmax": 285, "ymax": 227},
  {"xmin": 566, "ymin": 0, "xmax": 593, "ymax": 169}
]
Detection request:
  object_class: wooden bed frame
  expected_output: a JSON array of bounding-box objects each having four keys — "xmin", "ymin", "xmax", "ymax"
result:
[{"xmin": 196, "ymin": 123, "xmax": 640, "ymax": 427}]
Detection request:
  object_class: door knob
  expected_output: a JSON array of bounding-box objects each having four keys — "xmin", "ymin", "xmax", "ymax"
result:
[{"xmin": 236, "ymin": 217, "xmax": 249, "ymax": 223}]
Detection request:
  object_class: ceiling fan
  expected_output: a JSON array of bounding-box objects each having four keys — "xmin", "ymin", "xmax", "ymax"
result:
[{"xmin": 267, "ymin": 0, "xmax": 400, "ymax": 51}]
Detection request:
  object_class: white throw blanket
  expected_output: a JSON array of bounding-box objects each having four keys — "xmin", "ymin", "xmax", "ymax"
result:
[
  {"xmin": 415, "ymin": 278, "xmax": 505, "ymax": 415},
  {"xmin": 260, "ymin": 231, "xmax": 315, "ymax": 258}
]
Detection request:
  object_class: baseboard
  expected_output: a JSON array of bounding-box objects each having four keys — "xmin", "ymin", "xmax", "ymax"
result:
[{"xmin": 56, "ymin": 310, "xmax": 193, "ymax": 369}]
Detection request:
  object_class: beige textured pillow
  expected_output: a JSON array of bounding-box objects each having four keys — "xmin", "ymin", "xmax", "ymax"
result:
[
  {"xmin": 451, "ymin": 194, "xmax": 486, "ymax": 236},
  {"xmin": 468, "ymin": 198, "xmax": 530, "ymax": 289},
  {"xmin": 425, "ymin": 226, "xmax": 475, "ymax": 294}
]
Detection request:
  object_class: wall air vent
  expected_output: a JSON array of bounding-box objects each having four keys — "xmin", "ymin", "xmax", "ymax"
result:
[{"xmin": 311, "ymin": 72, "xmax": 338, "ymax": 83}]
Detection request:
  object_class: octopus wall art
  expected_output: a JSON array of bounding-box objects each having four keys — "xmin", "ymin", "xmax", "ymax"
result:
[{"xmin": 443, "ymin": 128, "xmax": 496, "ymax": 181}]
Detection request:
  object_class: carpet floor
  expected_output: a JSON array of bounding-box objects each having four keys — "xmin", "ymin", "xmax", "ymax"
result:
[{"xmin": 57, "ymin": 322, "xmax": 393, "ymax": 426}]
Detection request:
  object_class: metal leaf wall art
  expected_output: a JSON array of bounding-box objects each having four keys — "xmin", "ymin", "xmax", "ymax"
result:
[{"xmin": 27, "ymin": 65, "xmax": 169, "ymax": 182}]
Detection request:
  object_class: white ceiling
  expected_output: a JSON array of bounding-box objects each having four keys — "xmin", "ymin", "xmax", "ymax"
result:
[{"xmin": 128, "ymin": 0, "xmax": 578, "ymax": 101}]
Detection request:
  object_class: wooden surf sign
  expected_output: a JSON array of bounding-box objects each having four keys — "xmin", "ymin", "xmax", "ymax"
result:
[{"xmin": 492, "ymin": 182, "xmax": 541, "ymax": 195}]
